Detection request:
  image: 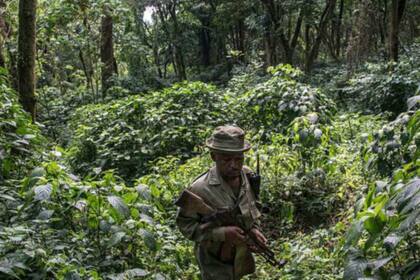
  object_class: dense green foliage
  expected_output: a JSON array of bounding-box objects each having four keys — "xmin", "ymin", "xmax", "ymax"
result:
[
  {"xmin": 3, "ymin": 54, "xmax": 419, "ymax": 279},
  {"xmin": 2, "ymin": 0, "xmax": 420, "ymax": 274},
  {"xmin": 322, "ymin": 48, "xmax": 420, "ymax": 117},
  {"xmin": 66, "ymin": 65, "xmax": 337, "ymax": 181},
  {"xmin": 67, "ymin": 82, "xmax": 227, "ymax": 180},
  {"xmin": 0, "ymin": 70, "xmax": 45, "ymax": 181},
  {"xmin": 344, "ymin": 111, "xmax": 420, "ymax": 280},
  {"xmin": 1, "ymin": 155, "xmax": 186, "ymax": 279},
  {"xmin": 235, "ymin": 65, "xmax": 335, "ymax": 134}
]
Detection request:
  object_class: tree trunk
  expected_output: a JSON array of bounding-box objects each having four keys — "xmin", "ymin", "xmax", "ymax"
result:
[
  {"xmin": 236, "ymin": 19, "xmax": 246, "ymax": 61},
  {"xmin": 389, "ymin": 0, "xmax": 406, "ymax": 61},
  {"xmin": 304, "ymin": 0, "xmax": 337, "ymax": 72},
  {"xmin": 261, "ymin": 0, "xmax": 279, "ymax": 66},
  {"xmin": 168, "ymin": 4, "xmax": 186, "ymax": 81},
  {"xmin": 280, "ymin": 9, "xmax": 303, "ymax": 65},
  {"xmin": 101, "ymin": 7, "xmax": 117, "ymax": 97},
  {"xmin": 80, "ymin": 9, "xmax": 98, "ymax": 102},
  {"xmin": 159, "ymin": 2, "xmax": 186, "ymax": 81},
  {"xmin": 377, "ymin": 0, "xmax": 386, "ymax": 46},
  {"xmin": 199, "ymin": 21, "xmax": 211, "ymax": 66},
  {"xmin": 17, "ymin": 0, "xmax": 37, "ymax": 122},
  {"xmin": 335, "ymin": 0, "xmax": 344, "ymax": 57},
  {"xmin": 79, "ymin": 49, "xmax": 95, "ymax": 99},
  {"xmin": 0, "ymin": 0, "xmax": 9, "ymax": 69}
]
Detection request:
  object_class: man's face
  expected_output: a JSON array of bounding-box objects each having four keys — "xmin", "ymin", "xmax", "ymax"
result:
[{"xmin": 211, "ymin": 151, "xmax": 244, "ymax": 179}]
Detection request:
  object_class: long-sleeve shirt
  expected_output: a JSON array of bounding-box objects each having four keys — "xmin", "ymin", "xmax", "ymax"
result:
[{"xmin": 176, "ymin": 166, "xmax": 261, "ymax": 280}]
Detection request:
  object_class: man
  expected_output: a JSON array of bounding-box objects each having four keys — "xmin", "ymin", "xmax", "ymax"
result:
[{"xmin": 176, "ymin": 125, "xmax": 267, "ymax": 280}]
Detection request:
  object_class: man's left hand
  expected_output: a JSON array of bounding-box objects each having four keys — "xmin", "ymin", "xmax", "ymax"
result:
[{"xmin": 248, "ymin": 228, "xmax": 267, "ymax": 253}]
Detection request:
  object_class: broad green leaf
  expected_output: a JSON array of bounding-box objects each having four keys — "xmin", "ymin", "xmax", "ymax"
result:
[
  {"xmin": 384, "ymin": 233, "xmax": 403, "ymax": 252},
  {"xmin": 364, "ymin": 216, "xmax": 385, "ymax": 236},
  {"xmin": 0, "ymin": 266, "xmax": 18, "ymax": 278},
  {"xmin": 345, "ymin": 220, "xmax": 364, "ymax": 248},
  {"xmin": 368, "ymin": 256, "xmax": 393, "ymax": 272},
  {"xmin": 137, "ymin": 204, "xmax": 153, "ymax": 216},
  {"xmin": 344, "ymin": 257, "xmax": 368, "ymax": 280},
  {"xmin": 30, "ymin": 167, "xmax": 45, "ymax": 178},
  {"xmin": 108, "ymin": 195, "xmax": 130, "ymax": 217},
  {"xmin": 37, "ymin": 210, "xmax": 54, "ymax": 220},
  {"xmin": 0, "ymin": 194, "xmax": 16, "ymax": 201},
  {"xmin": 136, "ymin": 184, "xmax": 152, "ymax": 201},
  {"xmin": 34, "ymin": 184, "xmax": 52, "ymax": 201},
  {"xmin": 398, "ymin": 208, "xmax": 420, "ymax": 232},
  {"xmin": 407, "ymin": 95, "xmax": 420, "ymax": 110},
  {"xmin": 124, "ymin": 268, "xmax": 148, "ymax": 277},
  {"xmin": 140, "ymin": 213, "xmax": 154, "ymax": 225},
  {"xmin": 139, "ymin": 229, "xmax": 157, "ymax": 251},
  {"xmin": 64, "ymin": 271, "xmax": 82, "ymax": 280},
  {"xmin": 154, "ymin": 273, "xmax": 166, "ymax": 280},
  {"xmin": 401, "ymin": 193, "xmax": 420, "ymax": 215},
  {"xmin": 109, "ymin": 231, "xmax": 126, "ymax": 247},
  {"xmin": 150, "ymin": 184, "xmax": 160, "ymax": 198}
]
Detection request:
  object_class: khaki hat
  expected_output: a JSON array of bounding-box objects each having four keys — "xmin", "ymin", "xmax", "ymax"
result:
[{"xmin": 206, "ymin": 125, "xmax": 251, "ymax": 153}]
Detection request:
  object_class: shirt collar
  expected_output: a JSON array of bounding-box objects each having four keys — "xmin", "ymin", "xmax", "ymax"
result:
[{"xmin": 208, "ymin": 167, "xmax": 221, "ymax": 186}]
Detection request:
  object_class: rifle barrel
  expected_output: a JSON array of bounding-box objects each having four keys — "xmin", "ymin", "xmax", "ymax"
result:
[
  {"xmin": 256, "ymin": 153, "xmax": 260, "ymax": 175},
  {"xmin": 247, "ymin": 233, "xmax": 287, "ymax": 269}
]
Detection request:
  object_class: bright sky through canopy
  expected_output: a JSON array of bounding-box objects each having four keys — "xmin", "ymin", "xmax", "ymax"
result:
[{"xmin": 143, "ymin": 6, "xmax": 155, "ymax": 24}]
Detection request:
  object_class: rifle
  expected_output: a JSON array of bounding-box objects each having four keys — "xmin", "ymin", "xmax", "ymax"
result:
[
  {"xmin": 247, "ymin": 152, "xmax": 261, "ymax": 200},
  {"xmin": 175, "ymin": 189, "xmax": 286, "ymax": 268}
]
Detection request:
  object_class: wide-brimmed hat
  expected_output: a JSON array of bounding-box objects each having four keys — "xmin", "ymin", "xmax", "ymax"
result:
[{"xmin": 206, "ymin": 125, "xmax": 251, "ymax": 153}]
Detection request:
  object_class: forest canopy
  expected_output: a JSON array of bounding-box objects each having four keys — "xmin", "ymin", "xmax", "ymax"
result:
[{"xmin": 0, "ymin": 0, "xmax": 419, "ymax": 279}]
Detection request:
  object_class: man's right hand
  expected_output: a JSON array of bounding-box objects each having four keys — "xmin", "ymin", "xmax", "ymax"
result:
[{"xmin": 224, "ymin": 226, "xmax": 246, "ymax": 245}]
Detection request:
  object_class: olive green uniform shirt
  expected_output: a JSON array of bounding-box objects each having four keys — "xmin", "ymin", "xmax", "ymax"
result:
[{"xmin": 176, "ymin": 166, "xmax": 261, "ymax": 280}]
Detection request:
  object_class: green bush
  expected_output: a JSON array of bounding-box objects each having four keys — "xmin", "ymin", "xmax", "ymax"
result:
[
  {"xmin": 138, "ymin": 149, "xmax": 349, "ymax": 279},
  {"xmin": 0, "ymin": 152, "xmax": 195, "ymax": 279},
  {"xmin": 343, "ymin": 109, "xmax": 420, "ymax": 280},
  {"xmin": 258, "ymin": 113, "xmax": 372, "ymax": 227},
  {"xmin": 233, "ymin": 64, "xmax": 335, "ymax": 134},
  {"xmin": 255, "ymin": 226, "xmax": 345, "ymax": 280},
  {"xmin": 37, "ymin": 86, "xmax": 83, "ymax": 145},
  {"xmin": 340, "ymin": 60, "xmax": 419, "ymax": 117},
  {"xmin": 67, "ymin": 81, "xmax": 228, "ymax": 180},
  {"xmin": 362, "ymin": 109, "xmax": 420, "ymax": 177},
  {"xmin": 344, "ymin": 171, "xmax": 419, "ymax": 279},
  {"xmin": 0, "ymin": 70, "xmax": 45, "ymax": 181}
]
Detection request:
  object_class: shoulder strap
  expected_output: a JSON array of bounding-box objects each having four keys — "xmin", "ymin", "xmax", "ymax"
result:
[{"xmin": 190, "ymin": 169, "xmax": 210, "ymax": 185}]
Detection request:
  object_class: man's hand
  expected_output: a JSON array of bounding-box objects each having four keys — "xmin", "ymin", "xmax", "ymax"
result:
[
  {"xmin": 248, "ymin": 228, "xmax": 268, "ymax": 253},
  {"xmin": 224, "ymin": 226, "xmax": 246, "ymax": 245}
]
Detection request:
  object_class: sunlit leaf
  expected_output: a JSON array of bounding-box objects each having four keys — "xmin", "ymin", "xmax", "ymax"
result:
[
  {"xmin": 136, "ymin": 184, "xmax": 152, "ymax": 201},
  {"xmin": 108, "ymin": 196, "xmax": 130, "ymax": 217},
  {"xmin": 34, "ymin": 184, "xmax": 52, "ymax": 201},
  {"xmin": 37, "ymin": 210, "xmax": 54, "ymax": 220},
  {"xmin": 124, "ymin": 268, "xmax": 148, "ymax": 277}
]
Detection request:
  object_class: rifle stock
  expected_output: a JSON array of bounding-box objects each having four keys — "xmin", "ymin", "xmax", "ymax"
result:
[{"xmin": 175, "ymin": 189, "xmax": 215, "ymax": 216}]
